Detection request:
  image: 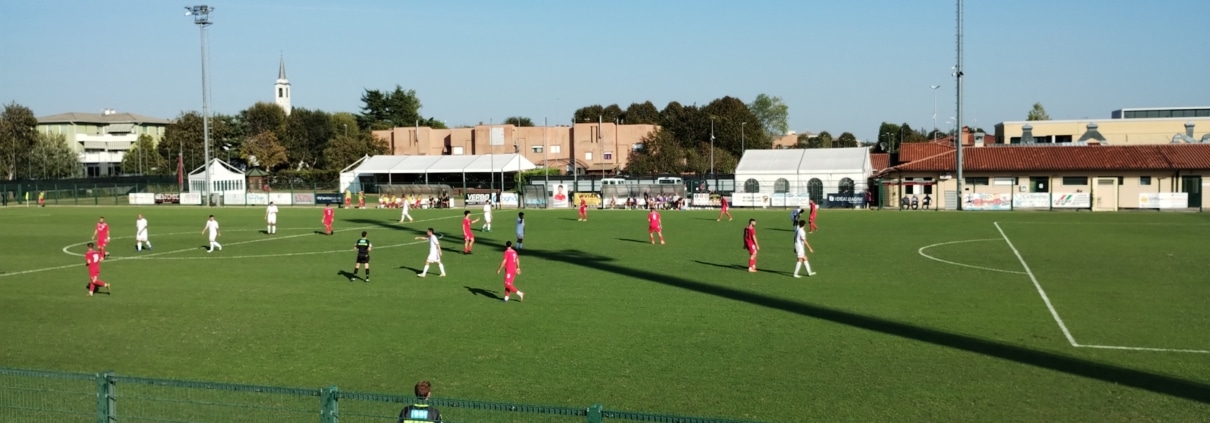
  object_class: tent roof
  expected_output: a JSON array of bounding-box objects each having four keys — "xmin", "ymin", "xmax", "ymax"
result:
[
  {"xmin": 735, "ymin": 148, "xmax": 871, "ymax": 175},
  {"xmin": 188, "ymin": 158, "xmax": 243, "ymax": 178},
  {"xmin": 350, "ymin": 154, "xmax": 538, "ymax": 174}
]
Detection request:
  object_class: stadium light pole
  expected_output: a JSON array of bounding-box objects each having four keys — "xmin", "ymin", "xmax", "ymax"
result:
[
  {"xmin": 741, "ymin": 122, "xmax": 746, "ymax": 152},
  {"xmin": 186, "ymin": 5, "xmax": 214, "ymax": 206},
  {"xmin": 543, "ymin": 117, "xmax": 548, "ymax": 200},
  {"xmin": 930, "ymin": 85, "xmax": 941, "ymax": 141},
  {"xmin": 954, "ymin": 0, "xmax": 965, "ymax": 210},
  {"xmin": 709, "ymin": 117, "xmax": 715, "ymax": 176}
]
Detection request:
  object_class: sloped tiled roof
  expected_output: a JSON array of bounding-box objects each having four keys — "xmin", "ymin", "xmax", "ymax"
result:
[
  {"xmin": 888, "ymin": 144, "xmax": 1210, "ymax": 173},
  {"xmin": 870, "ymin": 153, "xmax": 889, "ymax": 171},
  {"xmin": 899, "ymin": 140, "xmax": 955, "ymax": 162},
  {"xmin": 38, "ymin": 112, "xmax": 171, "ymax": 125}
]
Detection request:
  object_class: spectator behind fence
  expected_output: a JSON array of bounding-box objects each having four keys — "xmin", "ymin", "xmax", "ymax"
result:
[{"xmin": 398, "ymin": 380, "xmax": 442, "ymax": 422}]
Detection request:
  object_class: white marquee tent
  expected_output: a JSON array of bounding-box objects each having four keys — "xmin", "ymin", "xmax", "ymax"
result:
[
  {"xmin": 189, "ymin": 158, "xmax": 246, "ymax": 194},
  {"xmin": 340, "ymin": 154, "xmax": 538, "ymax": 192},
  {"xmin": 732, "ymin": 148, "xmax": 872, "ymax": 208}
]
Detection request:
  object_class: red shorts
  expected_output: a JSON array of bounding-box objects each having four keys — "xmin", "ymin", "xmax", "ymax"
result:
[
  {"xmin": 323, "ymin": 220, "xmax": 333, "ymax": 226},
  {"xmin": 464, "ymin": 232, "xmax": 474, "ymax": 241},
  {"xmin": 649, "ymin": 225, "xmax": 660, "ymax": 233},
  {"xmin": 746, "ymin": 244, "xmax": 757, "ymax": 255},
  {"xmin": 89, "ymin": 272, "xmax": 100, "ymax": 280},
  {"xmin": 504, "ymin": 273, "xmax": 515, "ymax": 284},
  {"xmin": 579, "ymin": 207, "xmax": 586, "ymax": 213},
  {"xmin": 97, "ymin": 237, "xmax": 109, "ymax": 247}
]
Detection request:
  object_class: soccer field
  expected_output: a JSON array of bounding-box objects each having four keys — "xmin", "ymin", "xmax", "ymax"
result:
[{"xmin": 1, "ymin": 205, "xmax": 1209, "ymax": 422}]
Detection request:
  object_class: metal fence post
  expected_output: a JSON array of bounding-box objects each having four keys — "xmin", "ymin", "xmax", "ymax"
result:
[
  {"xmin": 320, "ymin": 385, "xmax": 339, "ymax": 423},
  {"xmin": 96, "ymin": 371, "xmax": 116, "ymax": 423},
  {"xmin": 586, "ymin": 404, "xmax": 603, "ymax": 423}
]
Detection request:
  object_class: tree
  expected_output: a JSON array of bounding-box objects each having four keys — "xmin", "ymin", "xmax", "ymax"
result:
[
  {"xmin": 241, "ymin": 131, "xmax": 289, "ymax": 170},
  {"xmin": 158, "ymin": 111, "xmax": 231, "ymax": 174},
  {"xmin": 29, "ymin": 132, "xmax": 80, "ymax": 179},
  {"xmin": 748, "ymin": 93, "xmax": 790, "ymax": 141},
  {"xmin": 322, "ymin": 134, "xmax": 387, "ymax": 171},
  {"xmin": 120, "ymin": 135, "xmax": 168, "ymax": 175},
  {"xmin": 703, "ymin": 96, "xmax": 767, "ymax": 153},
  {"xmin": 357, "ymin": 85, "xmax": 434, "ymax": 130},
  {"xmin": 503, "ymin": 116, "xmax": 534, "ymax": 127},
  {"xmin": 1027, "ymin": 102, "xmax": 1050, "ymax": 121},
  {"xmin": 622, "ymin": 101, "xmax": 660, "ymax": 124},
  {"xmin": 875, "ymin": 122, "xmax": 902, "ymax": 152},
  {"xmin": 625, "ymin": 128, "xmax": 684, "ymax": 175},
  {"xmin": 899, "ymin": 123, "xmax": 927, "ymax": 144},
  {"xmin": 836, "ymin": 132, "xmax": 859, "ymax": 148},
  {"xmin": 572, "ymin": 104, "xmax": 623, "ymax": 123},
  {"xmin": 686, "ymin": 143, "xmax": 738, "ymax": 174},
  {"xmin": 0, "ymin": 102, "xmax": 40, "ymax": 180},
  {"xmin": 330, "ymin": 112, "xmax": 360, "ymax": 138},
  {"xmin": 241, "ymin": 102, "xmax": 287, "ymax": 138},
  {"xmin": 281, "ymin": 108, "xmax": 333, "ymax": 169}
]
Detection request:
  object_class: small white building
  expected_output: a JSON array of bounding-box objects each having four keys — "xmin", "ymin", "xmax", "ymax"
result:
[
  {"xmin": 733, "ymin": 148, "xmax": 872, "ymax": 208},
  {"xmin": 189, "ymin": 158, "xmax": 246, "ymax": 194}
]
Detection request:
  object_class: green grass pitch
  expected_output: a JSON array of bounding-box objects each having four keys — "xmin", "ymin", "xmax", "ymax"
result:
[{"xmin": 1, "ymin": 204, "xmax": 1209, "ymax": 422}]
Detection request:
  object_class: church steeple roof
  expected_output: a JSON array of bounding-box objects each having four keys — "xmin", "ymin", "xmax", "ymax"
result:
[{"xmin": 278, "ymin": 55, "xmax": 287, "ymax": 80}]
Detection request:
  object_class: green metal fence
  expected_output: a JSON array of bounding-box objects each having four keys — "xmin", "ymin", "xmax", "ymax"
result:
[
  {"xmin": 0, "ymin": 367, "xmax": 768, "ymax": 423},
  {"xmin": 0, "ymin": 182, "xmax": 336, "ymax": 207}
]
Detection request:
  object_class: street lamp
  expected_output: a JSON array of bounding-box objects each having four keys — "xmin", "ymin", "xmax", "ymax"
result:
[
  {"xmin": 709, "ymin": 117, "xmax": 715, "ymax": 176},
  {"xmin": 185, "ymin": 5, "xmax": 214, "ymax": 206},
  {"xmin": 741, "ymin": 122, "xmax": 746, "ymax": 152},
  {"xmin": 930, "ymin": 85, "xmax": 941, "ymax": 141}
]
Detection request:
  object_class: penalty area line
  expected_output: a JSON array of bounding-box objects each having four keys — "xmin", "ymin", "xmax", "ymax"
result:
[{"xmin": 994, "ymin": 221, "xmax": 1080, "ymax": 348}]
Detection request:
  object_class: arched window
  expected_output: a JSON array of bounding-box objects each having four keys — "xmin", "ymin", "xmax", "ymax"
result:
[
  {"xmin": 774, "ymin": 178, "xmax": 789, "ymax": 193},
  {"xmin": 839, "ymin": 177, "xmax": 855, "ymax": 193},
  {"xmin": 744, "ymin": 178, "xmax": 761, "ymax": 193},
  {"xmin": 808, "ymin": 178, "xmax": 824, "ymax": 203}
]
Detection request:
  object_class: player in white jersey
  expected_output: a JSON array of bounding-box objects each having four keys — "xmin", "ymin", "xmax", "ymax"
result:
[
  {"xmin": 135, "ymin": 214, "xmax": 152, "ymax": 251},
  {"xmin": 414, "ymin": 227, "xmax": 446, "ymax": 277},
  {"xmin": 202, "ymin": 215, "xmax": 222, "ymax": 253},
  {"xmin": 793, "ymin": 220, "xmax": 815, "ymax": 278},
  {"xmin": 399, "ymin": 196, "xmax": 413, "ymax": 223},
  {"xmin": 265, "ymin": 202, "xmax": 280, "ymax": 234},
  {"xmin": 482, "ymin": 202, "xmax": 493, "ymax": 231}
]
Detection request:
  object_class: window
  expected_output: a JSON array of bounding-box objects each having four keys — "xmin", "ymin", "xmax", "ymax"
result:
[
  {"xmin": 1010, "ymin": 137, "xmax": 1021, "ymax": 144},
  {"xmin": 964, "ymin": 177, "xmax": 989, "ymax": 186},
  {"xmin": 550, "ymin": 145, "xmax": 561, "ymax": 154},
  {"xmin": 839, "ymin": 177, "xmax": 855, "ymax": 193},
  {"xmin": 1140, "ymin": 176, "xmax": 1152, "ymax": 186},
  {"xmin": 774, "ymin": 178, "xmax": 789, "ymax": 193},
  {"xmin": 807, "ymin": 178, "xmax": 823, "ymax": 203},
  {"xmin": 278, "ymin": 88, "xmax": 283, "ymax": 97},
  {"xmin": 993, "ymin": 177, "xmax": 1016, "ymax": 186},
  {"xmin": 632, "ymin": 143, "xmax": 643, "ymax": 151},
  {"xmin": 1054, "ymin": 135, "xmax": 1072, "ymax": 143},
  {"xmin": 744, "ymin": 178, "xmax": 760, "ymax": 193},
  {"xmin": 531, "ymin": 145, "xmax": 543, "ymax": 154},
  {"xmin": 924, "ymin": 184, "xmax": 934, "ymax": 195},
  {"xmin": 452, "ymin": 146, "xmax": 464, "ymax": 155},
  {"xmin": 585, "ymin": 152, "xmax": 593, "ymax": 161},
  {"xmin": 603, "ymin": 152, "xmax": 612, "ymax": 161},
  {"xmin": 1062, "ymin": 176, "xmax": 1088, "ymax": 185}
]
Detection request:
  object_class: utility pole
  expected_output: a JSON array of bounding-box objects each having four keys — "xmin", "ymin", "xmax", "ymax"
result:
[
  {"xmin": 930, "ymin": 85, "xmax": 941, "ymax": 141},
  {"xmin": 954, "ymin": 0, "xmax": 965, "ymax": 210},
  {"xmin": 186, "ymin": 5, "xmax": 214, "ymax": 206}
]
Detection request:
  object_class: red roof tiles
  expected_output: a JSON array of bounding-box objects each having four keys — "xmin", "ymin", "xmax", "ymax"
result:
[
  {"xmin": 888, "ymin": 144, "xmax": 1210, "ymax": 173},
  {"xmin": 898, "ymin": 140, "xmax": 955, "ymax": 162},
  {"xmin": 870, "ymin": 153, "xmax": 889, "ymax": 171}
]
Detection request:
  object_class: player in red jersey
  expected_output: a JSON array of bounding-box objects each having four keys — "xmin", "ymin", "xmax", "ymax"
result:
[
  {"xmin": 577, "ymin": 197, "xmax": 588, "ymax": 221},
  {"xmin": 85, "ymin": 243, "xmax": 110, "ymax": 296},
  {"xmin": 744, "ymin": 218, "xmax": 760, "ymax": 272},
  {"xmin": 648, "ymin": 206, "xmax": 665, "ymax": 245},
  {"xmin": 808, "ymin": 199, "xmax": 819, "ymax": 233},
  {"xmin": 322, "ymin": 203, "xmax": 335, "ymax": 235},
  {"xmin": 496, "ymin": 241, "xmax": 524, "ymax": 302},
  {"xmin": 461, "ymin": 210, "xmax": 480, "ymax": 254},
  {"xmin": 716, "ymin": 196, "xmax": 732, "ymax": 221},
  {"xmin": 92, "ymin": 217, "xmax": 111, "ymax": 258}
]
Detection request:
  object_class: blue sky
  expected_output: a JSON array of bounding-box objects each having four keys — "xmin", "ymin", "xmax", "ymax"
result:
[{"xmin": 2, "ymin": 0, "xmax": 1208, "ymax": 141}]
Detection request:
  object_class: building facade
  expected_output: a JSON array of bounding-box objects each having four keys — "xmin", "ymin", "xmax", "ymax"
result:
[
  {"xmin": 275, "ymin": 56, "xmax": 291, "ymax": 116},
  {"xmin": 36, "ymin": 110, "xmax": 171, "ymax": 177},
  {"xmin": 372, "ymin": 122, "xmax": 657, "ymax": 175},
  {"xmin": 995, "ymin": 107, "xmax": 1210, "ymax": 146}
]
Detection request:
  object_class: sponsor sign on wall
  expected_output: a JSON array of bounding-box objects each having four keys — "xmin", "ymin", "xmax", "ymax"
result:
[
  {"xmin": 692, "ymin": 193, "xmax": 712, "ymax": 206},
  {"xmin": 269, "ymin": 193, "xmax": 294, "ymax": 205},
  {"xmin": 1138, "ymin": 192, "xmax": 1189, "ymax": 209},
  {"xmin": 963, "ymin": 193, "xmax": 1012, "ymax": 211},
  {"xmin": 315, "ymin": 193, "xmax": 343, "ymax": 204},
  {"xmin": 180, "ymin": 193, "xmax": 202, "ymax": 205},
  {"xmin": 573, "ymin": 193, "xmax": 601, "ymax": 206},
  {"xmin": 154, "ymin": 193, "xmax": 180, "ymax": 204},
  {"xmin": 500, "ymin": 192, "xmax": 519, "ymax": 207},
  {"xmin": 1012, "ymin": 193, "xmax": 1050, "ymax": 209},
  {"xmin": 246, "ymin": 193, "xmax": 269, "ymax": 206},
  {"xmin": 731, "ymin": 193, "xmax": 767, "ymax": 207},
  {"xmin": 128, "ymin": 193, "xmax": 156, "ymax": 205},
  {"xmin": 292, "ymin": 193, "xmax": 315, "ymax": 205},
  {"xmin": 466, "ymin": 193, "xmax": 492, "ymax": 205},
  {"xmin": 826, "ymin": 193, "xmax": 865, "ymax": 208},
  {"xmin": 224, "ymin": 192, "xmax": 247, "ymax": 206},
  {"xmin": 1051, "ymin": 192, "xmax": 1091, "ymax": 208}
]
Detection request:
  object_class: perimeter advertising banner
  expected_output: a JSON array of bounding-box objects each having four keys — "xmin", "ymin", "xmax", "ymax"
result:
[
  {"xmin": 500, "ymin": 192, "xmax": 519, "ymax": 207},
  {"xmin": 1012, "ymin": 193, "xmax": 1050, "ymax": 209},
  {"xmin": 963, "ymin": 193, "xmax": 1012, "ymax": 211},
  {"xmin": 573, "ymin": 193, "xmax": 601, "ymax": 207},
  {"xmin": 246, "ymin": 193, "xmax": 269, "ymax": 206},
  {"xmin": 180, "ymin": 193, "xmax": 202, "ymax": 205},
  {"xmin": 268, "ymin": 193, "xmax": 294, "ymax": 205},
  {"xmin": 154, "ymin": 193, "xmax": 180, "ymax": 204},
  {"xmin": 292, "ymin": 193, "xmax": 315, "ymax": 205},
  {"xmin": 692, "ymin": 193, "xmax": 712, "ymax": 206},
  {"xmin": 315, "ymin": 193, "xmax": 343, "ymax": 205},
  {"xmin": 1051, "ymin": 192, "xmax": 1091, "ymax": 208},
  {"xmin": 223, "ymin": 192, "xmax": 247, "ymax": 206},
  {"xmin": 128, "ymin": 193, "xmax": 155, "ymax": 205},
  {"xmin": 1139, "ymin": 192, "xmax": 1189, "ymax": 209},
  {"xmin": 826, "ymin": 193, "xmax": 865, "ymax": 209}
]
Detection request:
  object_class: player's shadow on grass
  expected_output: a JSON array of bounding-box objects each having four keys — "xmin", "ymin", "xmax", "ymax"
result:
[
  {"xmin": 615, "ymin": 238, "xmax": 649, "ymax": 244},
  {"xmin": 464, "ymin": 286, "xmax": 502, "ymax": 300},
  {"xmin": 336, "ymin": 270, "xmax": 358, "ymax": 281},
  {"xmin": 346, "ymin": 219, "xmax": 1210, "ymax": 404},
  {"xmin": 397, "ymin": 265, "xmax": 422, "ymax": 273},
  {"xmin": 557, "ymin": 217, "xmax": 579, "ymax": 221},
  {"xmin": 691, "ymin": 260, "xmax": 793, "ymax": 276}
]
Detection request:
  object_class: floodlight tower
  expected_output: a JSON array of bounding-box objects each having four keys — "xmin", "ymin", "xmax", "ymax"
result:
[
  {"xmin": 954, "ymin": 0, "xmax": 965, "ymax": 210},
  {"xmin": 186, "ymin": 5, "xmax": 214, "ymax": 206}
]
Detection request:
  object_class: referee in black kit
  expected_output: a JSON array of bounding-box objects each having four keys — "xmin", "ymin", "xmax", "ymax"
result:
[{"xmin": 352, "ymin": 231, "xmax": 372, "ymax": 282}]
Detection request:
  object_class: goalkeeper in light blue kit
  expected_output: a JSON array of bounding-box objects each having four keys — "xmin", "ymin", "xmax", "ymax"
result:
[{"xmin": 515, "ymin": 212, "xmax": 525, "ymax": 250}]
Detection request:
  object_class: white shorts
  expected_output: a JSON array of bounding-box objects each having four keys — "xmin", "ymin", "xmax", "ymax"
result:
[
  {"xmin": 795, "ymin": 244, "xmax": 806, "ymax": 258},
  {"xmin": 209, "ymin": 235, "xmax": 218, "ymax": 242},
  {"xmin": 401, "ymin": 210, "xmax": 410, "ymax": 217},
  {"xmin": 267, "ymin": 216, "xmax": 277, "ymax": 224},
  {"xmin": 484, "ymin": 214, "xmax": 492, "ymax": 223},
  {"xmin": 427, "ymin": 251, "xmax": 441, "ymax": 262},
  {"xmin": 137, "ymin": 233, "xmax": 149, "ymax": 242}
]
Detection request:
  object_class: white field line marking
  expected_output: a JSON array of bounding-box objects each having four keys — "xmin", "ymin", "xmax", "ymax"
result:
[
  {"xmin": 1002, "ymin": 221, "xmax": 1210, "ymax": 226},
  {"xmin": 997, "ymin": 221, "xmax": 1210, "ymax": 354},
  {"xmin": 994, "ymin": 221, "xmax": 1081, "ymax": 347},
  {"xmin": 141, "ymin": 233, "xmax": 445, "ymax": 261},
  {"xmin": 60, "ymin": 227, "xmax": 320, "ymax": 257},
  {"xmin": 3, "ymin": 217, "xmax": 456, "ymax": 279},
  {"xmin": 917, "ymin": 239, "xmax": 1028, "ymax": 275},
  {"xmin": 1077, "ymin": 344, "xmax": 1210, "ymax": 354}
]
